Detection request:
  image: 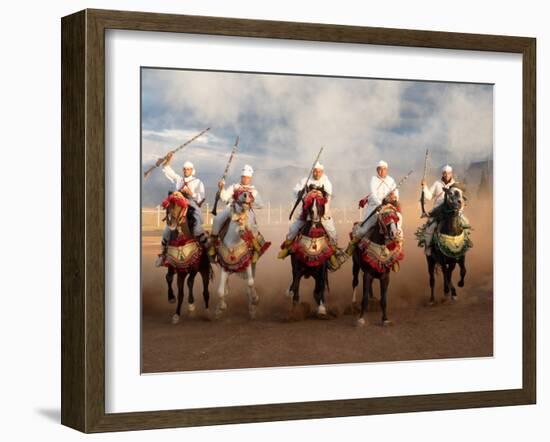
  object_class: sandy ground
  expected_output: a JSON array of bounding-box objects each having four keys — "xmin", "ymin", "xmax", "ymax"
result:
[{"xmin": 141, "ymin": 197, "xmax": 493, "ymax": 373}]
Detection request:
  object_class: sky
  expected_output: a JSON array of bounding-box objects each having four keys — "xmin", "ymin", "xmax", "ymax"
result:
[{"xmin": 141, "ymin": 68, "xmax": 493, "ymax": 207}]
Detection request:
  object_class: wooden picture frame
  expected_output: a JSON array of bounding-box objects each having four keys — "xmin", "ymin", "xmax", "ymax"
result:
[{"xmin": 61, "ymin": 8, "xmax": 536, "ymax": 433}]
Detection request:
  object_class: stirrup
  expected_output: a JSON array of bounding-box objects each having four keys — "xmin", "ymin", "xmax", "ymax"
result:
[{"xmin": 277, "ymin": 239, "xmax": 293, "ymax": 260}]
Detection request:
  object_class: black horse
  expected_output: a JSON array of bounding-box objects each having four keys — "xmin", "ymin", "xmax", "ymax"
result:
[
  {"xmin": 287, "ymin": 187, "xmax": 334, "ymax": 318},
  {"xmin": 161, "ymin": 191, "xmax": 213, "ymax": 323},
  {"xmin": 425, "ymin": 186, "xmax": 470, "ymax": 304},
  {"xmin": 352, "ymin": 204, "xmax": 403, "ymax": 326}
]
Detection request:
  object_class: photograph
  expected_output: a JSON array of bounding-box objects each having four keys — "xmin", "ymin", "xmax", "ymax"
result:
[{"xmin": 140, "ymin": 67, "xmax": 494, "ymax": 373}]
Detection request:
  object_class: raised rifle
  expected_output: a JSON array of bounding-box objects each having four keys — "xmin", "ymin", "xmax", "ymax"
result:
[
  {"xmin": 211, "ymin": 136, "xmax": 239, "ymax": 216},
  {"xmin": 289, "ymin": 147, "xmax": 324, "ymax": 220},
  {"xmin": 359, "ymin": 170, "xmax": 413, "ymax": 227},
  {"xmin": 420, "ymin": 148, "xmax": 429, "ymax": 218},
  {"xmin": 143, "ymin": 127, "xmax": 211, "ymax": 179}
]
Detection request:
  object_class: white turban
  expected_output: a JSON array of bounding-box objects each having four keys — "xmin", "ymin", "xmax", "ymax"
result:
[
  {"xmin": 377, "ymin": 160, "xmax": 388, "ymax": 169},
  {"xmin": 241, "ymin": 164, "xmax": 254, "ymax": 177},
  {"xmin": 442, "ymin": 164, "xmax": 453, "ymax": 173},
  {"xmin": 183, "ymin": 161, "xmax": 194, "ymax": 170},
  {"xmin": 313, "ymin": 161, "xmax": 324, "ymax": 171}
]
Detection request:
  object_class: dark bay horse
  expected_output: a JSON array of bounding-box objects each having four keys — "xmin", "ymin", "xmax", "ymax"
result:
[
  {"xmin": 351, "ymin": 204, "xmax": 404, "ymax": 326},
  {"xmin": 161, "ymin": 192, "xmax": 212, "ymax": 323},
  {"xmin": 424, "ymin": 186, "xmax": 470, "ymax": 304},
  {"xmin": 286, "ymin": 187, "xmax": 337, "ymax": 318}
]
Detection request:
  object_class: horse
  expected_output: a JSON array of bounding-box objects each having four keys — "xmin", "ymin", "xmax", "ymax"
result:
[
  {"xmin": 212, "ymin": 189, "xmax": 270, "ymax": 319},
  {"xmin": 421, "ymin": 186, "xmax": 471, "ymax": 304},
  {"xmin": 351, "ymin": 204, "xmax": 404, "ymax": 326},
  {"xmin": 160, "ymin": 191, "xmax": 212, "ymax": 324},
  {"xmin": 286, "ymin": 187, "xmax": 340, "ymax": 318}
]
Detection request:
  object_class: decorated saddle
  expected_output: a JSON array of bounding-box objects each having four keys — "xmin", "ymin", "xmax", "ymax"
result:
[
  {"xmin": 433, "ymin": 230, "xmax": 472, "ymax": 259},
  {"xmin": 164, "ymin": 236, "xmax": 202, "ymax": 272},
  {"xmin": 215, "ymin": 229, "xmax": 271, "ymax": 273},
  {"xmin": 357, "ymin": 238, "xmax": 404, "ymax": 272},
  {"xmin": 415, "ymin": 220, "xmax": 472, "ymax": 259},
  {"xmin": 291, "ymin": 226, "xmax": 335, "ymax": 267}
]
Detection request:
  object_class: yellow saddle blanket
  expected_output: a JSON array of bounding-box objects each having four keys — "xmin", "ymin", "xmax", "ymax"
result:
[
  {"xmin": 165, "ymin": 240, "xmax": 202, "ymax": 271},
  {"xmin": 436, "ymin": 231, "xmax": 466, "ymax": 255}
]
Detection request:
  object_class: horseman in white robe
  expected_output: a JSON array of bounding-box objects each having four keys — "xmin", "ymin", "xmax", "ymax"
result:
[
  {"xmin": 155, "ymin": 153, "xmax": 208, "ymax": 266},
  {"xmin": 208, "ymin": 164, "xmax": 263, "ymax": 255},
  {"xmin": 345, "ymin": 160, "xmax": 403, "ymax": 256},
  {"xmin": 420, "ymin": 164, "xmax": 469, "ymax": 255},
  {"xmin": 278, "ymin": 161, "xmax": 338, "ymax": 260}
]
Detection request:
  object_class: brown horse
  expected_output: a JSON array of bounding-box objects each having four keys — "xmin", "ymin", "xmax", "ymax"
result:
[
  {"xmin": 351, "ymin": 204, "xmax": 404, "ymax": 326},
  {"xmin": 286, "ymin": 188, "xmax": 340, "ymax": 318},
  {"xmin": 161, "ymin": 191, "xmax": 212, "ymax": 323}
]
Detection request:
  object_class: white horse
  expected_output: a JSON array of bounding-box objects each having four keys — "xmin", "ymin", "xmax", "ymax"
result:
[{"xmin": 213, "ymin": 190, "xmax": 268, "ymax": 319}]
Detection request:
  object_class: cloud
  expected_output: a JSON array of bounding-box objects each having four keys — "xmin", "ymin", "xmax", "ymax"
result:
[{"xmin": 141, "ymin": 68, "xmax": 493, "ymax": 206}]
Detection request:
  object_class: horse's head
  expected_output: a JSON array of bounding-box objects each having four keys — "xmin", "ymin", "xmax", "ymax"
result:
[
  {"xmin": 377, "ymin": 204, "xmax": 402, "ymax": 243},
  {"xmin": 232, "ymin": 188, "xmax": 255, "ymax": 212},
  {"xmin": 161, "ymin": 191, "xmax": 189, "ymax": 232},
  {"xmin": 302, "ymin": 185, "xmax": 327, "ymax": 224},
  {"xmin": 443, "ymin": 186, "xmax": 464, "ymax": 215}
]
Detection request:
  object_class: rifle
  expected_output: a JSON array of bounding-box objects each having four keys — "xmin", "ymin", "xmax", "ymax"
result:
[
  {"xmin": 143, "ymin": 127, "xmax": 211, "ymax": 179},
  {"xmin": 420, "ymin": 149, "xmax": 429, "ymax": 218},
  {"xmin": 359, "ymin": 170, "xmax": 413, "ymax": 227},
  {"xmin": 211, "ymin": 136, "xmax": 239, "ymax": 216},
  {"xmin": 289, "ymin": 147, "xmax": 324, "ymax": 220}
]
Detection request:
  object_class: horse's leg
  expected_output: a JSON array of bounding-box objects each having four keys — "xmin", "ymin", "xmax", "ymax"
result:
[
  {"xmin": 200, "ymin": 263, "xmax": 211, "ymax": 310},
  {"xmin": 215, "ymin": 269, "xmax": 229, "ymax": 318},
  {"xmin": 245, "ymin": 265, "xmax": 259, "ymax": 319},
  {"xmin": 448, "ymin": 260, "xmax": 458, "ymax": 300},
  {"xmin": 290, "ymin": 256, "xmax": 303, "ymax": 306},
  {"xmin": 314, "ymin": 266, "xmax": 327, "ymax": 317},
  {"xmin": 358, "ymin": 270, "xmax": 372, "ymax": 326},
  {"xmin": 458, "ymin": 255, "xmax": 466, "ymax": 287},
  {"xmin": 427, "ymin": 256, "xmax": 436, "ymax": 305},
  {"xmin": 380, "ymin": 272, "xmax": 391, "ymax": 325},
  {"xmin": 172, "ymin": 272, "xmax": 185, "ymax": 324},
  {"xmin": 442, "ymin": 259, "xmax": 451, "ymax": 296},
  {"xmin": 186, "ymin": 271, "xmax": 197, "ymax": 316},
  {"xmin": 166, "ymin": 267, "xmax": 176, "ymax": 304},
  {"xmin": 352, "ymin": 254, "xmax": 359, "ymax": 307}
]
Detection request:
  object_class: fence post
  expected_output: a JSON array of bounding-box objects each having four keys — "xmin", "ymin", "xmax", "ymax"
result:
[{"xmin": 156, "ymin": 205, "xmax": 161, "ymax": 228}]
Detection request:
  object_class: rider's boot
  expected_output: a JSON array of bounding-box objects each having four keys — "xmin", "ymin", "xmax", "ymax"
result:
[
  {"xmin": 345, "ymin": 236, "xmax": 360, "ymax": 256},
  {"xmin": 277, "ymin": 239, "xmax": 293, "ymax": 259},
  {"xmin": 155, "ymin": 240, "xmax": 168, "ymax": 267}
]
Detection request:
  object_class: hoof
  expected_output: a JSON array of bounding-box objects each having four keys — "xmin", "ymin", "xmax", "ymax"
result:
[
  {"xmin": 168, "ymin": 296, "xmax": 176, "ymax": 304},
  {"xmin": 215, "ymin": 300, "xmax": 227, "ymax": 319},
  {"xmin": 427, "ymin": 300, "xmax": 436, "ymax": 307},
  {"xmin": 382, "ymin": 319, "xmax": 393, "ymax": 327},
  {"xmin": 171, "ymin": 314, "xmax": 180, "ymax": 325},
  {"xmin": 249, "ymin": 305, "xmax": 257, "ymax": 320},
  {"xmin": 187, "ymin": 303, "xmax": 196, "ymax": 317},
  {"xmin": 285, "ymin": 288, "xmax": 294, "ymax": 299},
  {"xmin": 451, "ymin": 295, "xmax": 458, "ymax": 303},
  {"xmin": 458, "ymin": 280, "xmax": 464, "ymax": 287},
  {"xmin": 251, "ymin": 294, "xmax": 260, "ymax": 306},
  {"xmin": 356, "ymin": 317, "xmax": 367, "ymax": 327},
  {"xmin": 316, "ymin": 304, "xmax": 328, "ymax": 319}
]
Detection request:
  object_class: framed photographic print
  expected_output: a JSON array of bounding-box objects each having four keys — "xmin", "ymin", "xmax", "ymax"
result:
[{"xmin": 61, "ymin": 9, "xmax": 536, "ymax": 433}]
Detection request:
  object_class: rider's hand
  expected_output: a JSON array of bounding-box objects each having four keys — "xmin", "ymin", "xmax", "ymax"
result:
[
  {"xmin": 421, "ymin": 179, "xmax": 426, "ymax": 187},
  {"xmin": 165, "ymin": 151, "xmax": 174, "ymax": 164},
  {"xmin": 218, "ymin": 180, "xmax": 225, "ymax": 190},
  {"xmin": 182, "ymin": 188, "xmax": 192, "ymax": 196}
]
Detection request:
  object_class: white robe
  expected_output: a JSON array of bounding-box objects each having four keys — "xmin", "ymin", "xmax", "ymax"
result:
[
  {"xmin": 162, "ymin": 165, "xmax": 205, "ymax": 206},
  {"xmin": 422, "ymin": 178, "xmax": 455, "ymax": 209}
]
